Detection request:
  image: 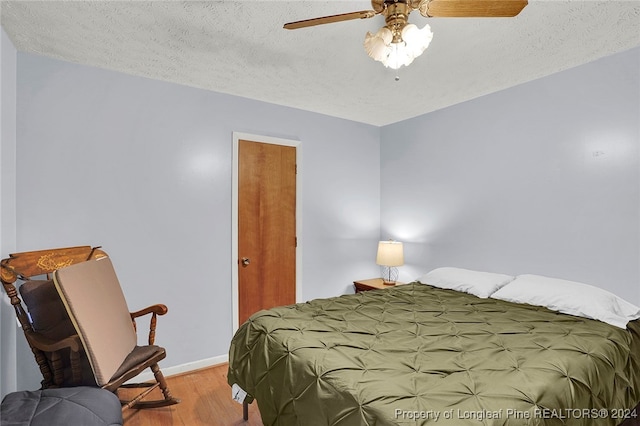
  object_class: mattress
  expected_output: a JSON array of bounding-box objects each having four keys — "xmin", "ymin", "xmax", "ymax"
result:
[{"xmin": 228, "ymin": 283, "xmax": 640, "ymax": 425}]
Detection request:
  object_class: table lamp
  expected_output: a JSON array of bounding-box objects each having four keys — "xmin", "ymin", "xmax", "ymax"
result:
[{"xmin": 376, "ymin": 240, "xmax": 404, "ymax": 285}]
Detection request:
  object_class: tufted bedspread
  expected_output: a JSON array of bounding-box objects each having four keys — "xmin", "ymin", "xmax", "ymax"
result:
[{"xmin": 228, "ymin": 283, "xmax": 640, "ymax": 425}]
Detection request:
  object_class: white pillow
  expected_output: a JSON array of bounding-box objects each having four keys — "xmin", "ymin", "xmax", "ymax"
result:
[
  {"xmin": 417, "ymin": 267, "xmax": 515, "ymax": 298},
  {"xmin": 491, "ymin": 274, "xmax": 640, "ymax": 329}
]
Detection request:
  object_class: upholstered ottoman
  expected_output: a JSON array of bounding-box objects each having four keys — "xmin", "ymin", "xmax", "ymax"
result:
[{"xmin": 1, "ymin": 387, "xmax": 122, "ymax": 426}]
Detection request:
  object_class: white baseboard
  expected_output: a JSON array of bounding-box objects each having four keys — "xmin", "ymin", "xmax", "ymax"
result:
[{"xmin": 133, "ymin": 353, "xmax": 229, "ymax": 383}]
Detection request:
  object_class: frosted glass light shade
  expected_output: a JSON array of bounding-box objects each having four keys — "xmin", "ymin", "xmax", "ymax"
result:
[
  {"xmin": 364, "ymin": 23, "xmax": 433, "ymax": 69},
  {"xmin": 402, "ymin": 23, "xmax": 433, "ymax": 58},
  {"xmin": 364, "ymin": 27, "xmax": 393, "ymax": 62}
]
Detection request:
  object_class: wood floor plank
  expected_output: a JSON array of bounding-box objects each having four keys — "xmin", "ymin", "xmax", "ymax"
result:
[{"xmin": 122, "ymin": 363, "xmax": 263, "ymax": 426}]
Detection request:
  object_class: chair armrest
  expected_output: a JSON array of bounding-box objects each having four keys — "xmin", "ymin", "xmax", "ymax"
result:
[
  {"xmin": 130, "ymin": 304, "xmax": 168, "ymax": 319},
  {"xmin": 129, "ymin": 304, "xmax": 168, "ymax": 345}
]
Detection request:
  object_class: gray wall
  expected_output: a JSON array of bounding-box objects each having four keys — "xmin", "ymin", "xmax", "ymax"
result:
[
  {"xmin": 381, "ymin": 46, "xmax": 640, "ymax": 305},
  {"xmin": 1, "ymin": 27, "xmax": 18, "ymax": 398},
  {"xmin": 11, "ymin": 52, "xmax": 381, "ymax": 389}
]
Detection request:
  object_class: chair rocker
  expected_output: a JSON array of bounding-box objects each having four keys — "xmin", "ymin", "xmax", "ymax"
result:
[{"xmin": 0, "ymin": 245, "xmax": 179, "ymax": 410}]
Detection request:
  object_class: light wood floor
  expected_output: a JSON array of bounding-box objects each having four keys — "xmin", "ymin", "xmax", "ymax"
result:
[{"xmin": 121, "ymin": 363, "xmax": 263, "ymax": 426}]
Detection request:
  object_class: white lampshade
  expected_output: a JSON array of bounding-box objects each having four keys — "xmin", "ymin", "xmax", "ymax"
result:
[{"xmin": 376, "ymin": 241, "xmax": 404, "ymax": 267}]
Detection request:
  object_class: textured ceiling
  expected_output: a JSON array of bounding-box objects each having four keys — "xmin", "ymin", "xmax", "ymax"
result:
[{"xmin": 2, "ymin": 1, "xmax": 639, "ymax": 126}]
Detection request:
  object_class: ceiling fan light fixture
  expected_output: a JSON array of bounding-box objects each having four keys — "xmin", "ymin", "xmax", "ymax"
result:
[
  {"xmin": 364, "ymin": 23, "xmax": 433, "ymax": 69},
  {"xmin": 285, "ymin": 0, "xmax": 527, "ymax": 71}
]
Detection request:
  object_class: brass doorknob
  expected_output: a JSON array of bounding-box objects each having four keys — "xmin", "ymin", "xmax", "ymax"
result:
[{"xmin": 241, "ymin": 257, "xmax": 250, "ymax": 267}]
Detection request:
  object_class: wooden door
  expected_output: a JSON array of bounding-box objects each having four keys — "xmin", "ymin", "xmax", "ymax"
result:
[{"xmin": 238, "ymin": 140, "xmax": 296, "ymax": 324}]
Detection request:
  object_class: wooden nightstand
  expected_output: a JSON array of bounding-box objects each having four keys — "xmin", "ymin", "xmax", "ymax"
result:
[{"xmin": 354, "ymin": 278, "xmax": 403, "ymax": 293}]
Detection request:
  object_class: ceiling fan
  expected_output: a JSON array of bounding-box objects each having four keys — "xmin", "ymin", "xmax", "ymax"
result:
[{"xmin": 284, "ymin": 0, "xmax": 528, "ymax": 69}]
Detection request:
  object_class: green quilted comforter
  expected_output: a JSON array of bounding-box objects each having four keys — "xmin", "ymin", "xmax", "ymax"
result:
[{"xmin": 228, "ymin": 283, "xmax": 640, "ymax": 425}]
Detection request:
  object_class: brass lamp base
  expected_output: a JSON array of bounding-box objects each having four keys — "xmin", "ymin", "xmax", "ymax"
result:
[{"xmin": 382, "ymin": 280, "xmax": 396, "ymax": 286}]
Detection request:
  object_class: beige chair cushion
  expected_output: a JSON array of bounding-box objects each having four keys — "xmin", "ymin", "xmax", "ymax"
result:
[{"xmin": 53, "ymin": 257, "xmax": 136, "ymax": 386}]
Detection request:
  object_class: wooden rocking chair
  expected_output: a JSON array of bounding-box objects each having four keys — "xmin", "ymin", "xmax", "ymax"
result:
[{"xmin": 0, "ymin": 245, "xmax": 179, "ymax": 410}]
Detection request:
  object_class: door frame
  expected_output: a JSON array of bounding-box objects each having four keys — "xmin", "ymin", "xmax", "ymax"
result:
[{"xmin": 231, "ymin": 132, "xmax": 303, "ymax": 333}]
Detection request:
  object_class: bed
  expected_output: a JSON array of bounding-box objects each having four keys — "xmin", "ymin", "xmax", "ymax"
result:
[{"xmin": 228, "ymin": 270, "xmax": 640, "ymax": 425}]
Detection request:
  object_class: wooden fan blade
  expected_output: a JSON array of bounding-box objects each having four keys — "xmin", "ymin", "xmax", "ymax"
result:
[
  {"xmin": 421, "ymin": 0, "xmax": 528, "ymax": 18},
  {"xmin": 284, "ymin": 10, "xmax": 376, "ymax": 30}
]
